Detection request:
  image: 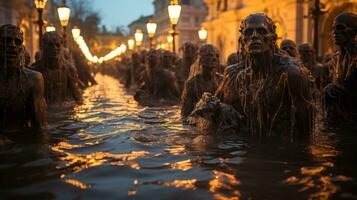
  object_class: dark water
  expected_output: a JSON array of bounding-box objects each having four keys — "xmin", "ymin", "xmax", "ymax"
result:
[{"xmin": 1, "ymin": 74, "xmax": 357, "ymax": 200}]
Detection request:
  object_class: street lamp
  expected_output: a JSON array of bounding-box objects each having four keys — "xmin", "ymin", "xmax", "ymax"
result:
[
  {"xmin": 168, "ymin": 0, "xmax": 181, "ymax": 53},
  {"xmin": 71, "ymin": 26, "xmax": 80, "ymax": 41},
  {"xmin": 120, "ymin": 44, "xmax": 127, "ymax": 54},
  {"xmin": 198, "ymin": 27, "xmax": 208, "ymax": 43},
  {"xmin": 146, "ymin": 19, "xmax": 157, "ymax": 49},
  {"xmin": 128, "ymin": 39, "xmax": 135, "ymax": 51},
  {"xmin": 134, "ymin": 29, "xmax": 144, "ymax": 50},
  {"xmin": 57, "ymin": 0, "xmax": 71, "ymax": 46},
  {"xmin": 33, "ymin": 0, "xmax": 48, "ymax": 47},
  {"xmin": 46, "ymin": 25, "xmax": 56, "ymax": 32}
]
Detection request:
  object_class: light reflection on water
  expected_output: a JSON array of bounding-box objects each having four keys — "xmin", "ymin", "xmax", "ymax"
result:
[{"xmin": 1, "ymin": 74, "xmax": 357, "ymax": 200}]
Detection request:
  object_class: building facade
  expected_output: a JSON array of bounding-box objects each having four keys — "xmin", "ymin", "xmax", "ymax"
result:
[
  {"xmin": 203, "ymin": 0, "xmax": 357, "ymax": 62},
  {"xmin": 153, "ymin": 0, "xmax": 208, "ymax": 52}
]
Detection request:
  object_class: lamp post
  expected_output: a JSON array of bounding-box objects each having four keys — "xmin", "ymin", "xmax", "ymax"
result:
[
  {"xmin": 134, "ymin": 29, "xmax": 144, "ymax": 51},
  {"xmin": 198, "ymin": 27, "xmax": 208, "ymax": 44},
  {"xmin": 33, "ymin": 0, "xmax": 48, "ymax": 47},
  {"xmin": 46, "ymin": 25, "xmax": 56, "ymax": 32},
  {"xmin": 146, "ymin": 19, "xmax": 157, "ymax": 49},
  {"xmin": 128, "ymin": 39, "xmax": 135, "ymax": 51},
  {"xmin": 167, "ymin": 35, "xmax": 173, "ymax": 51},
  {"xmin": 168, "ymin": 0, "xmax": 181, "ymax": 53},
  {"xmin": 57, "ymin": 0, "xmax": 71, "ymax": 46},
  {"xmin": 71, "ymin": 26, "xmax": 80, "ymax": 41},
  {"xmin": 311, "ymin": 0, "xmax": 326, "ymax": 58}
]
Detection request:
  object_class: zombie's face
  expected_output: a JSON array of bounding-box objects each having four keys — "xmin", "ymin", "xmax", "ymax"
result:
[
  {"xmin": 41, "ymin": 32, "xmax": 63, "ymax": 60},
  {"xmin": 182, "ymin": 42, "xmax": 198, "ymax": 60},
  {"xmin": 199, "ymin": 44, "xmax": 219, "ymax": 74},
  {"xmin": 332, "ymin": 12, "xmax": 357, "ymax": 46},
  {"xmin": 146, "ymin": 50, "xmax": 160, "ymax": 69},
  {"xmin": 299, "ymin": 43, "xmax": 316, "ymax": 65},
  {"xmin": 0, "ymin": 24, "xmax": 24, "ymax": 68},
  {"xmin": 280, "ymin": 39, "xmax": 298, "ymax": 58},
  {"xmin": 240, "ymin": 13, "xmax": 276, "ymax": 55},
  {"xmin": 161, "ymin": 51, "xmax": 173, "ymax": 66}
]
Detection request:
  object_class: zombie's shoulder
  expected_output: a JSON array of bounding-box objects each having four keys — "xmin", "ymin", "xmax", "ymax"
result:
[
  {"xmin": 30, "ymin": 60, "xmax": 42, "ymax": 71},
  {"xmin": 64, "ymin": 59, "xmax": 78, "ymax": 74},
  {"xmin": 23, "ymin": 68, "xmax": 44, "ymax": 88}
]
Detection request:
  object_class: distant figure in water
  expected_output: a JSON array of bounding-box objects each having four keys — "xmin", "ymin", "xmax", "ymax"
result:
[
  {"xmin": 323, "ymin": 12, "xmax": 357, "ymax": 126},
  {"xmin": 136, "ymin": 49, "xmax": 179, "ymax": 101},
  {"xmin": 181, "ymin": 44, "xmax": 220, "ymax": 117},
  {"xmin": 226, "ymin": 53, "xmax": 239, "ymax": 67},
  {"xmin": 217, "ymin": 13, "xmax": 314, "ymax": 138},
  {"xmin": 280, "ymin": 39, "xmax": 300, "ymax": 59},
  {"xmin": 31, "ymin": 32, "xmax": 82, "ymax": 104},
  {"xmin": 0, "ymin": 24, "xmax": 47, "ymax": 134},
  {"xmin": 299, "ymin": 43, "xmax": 329, "ymax": 91}
]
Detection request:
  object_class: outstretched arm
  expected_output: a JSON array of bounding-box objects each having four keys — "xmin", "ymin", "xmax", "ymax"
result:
[{"xmin": 31, "ymin": 72, "xmax": 48, "ymax": 132}]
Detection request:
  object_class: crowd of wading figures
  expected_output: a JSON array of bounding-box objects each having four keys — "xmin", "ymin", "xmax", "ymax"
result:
[{"xmin": 1, "ymin": 12, "xmax": 357, "ymax": 144}]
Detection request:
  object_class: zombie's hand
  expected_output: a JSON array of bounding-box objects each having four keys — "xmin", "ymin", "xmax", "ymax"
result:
[{"xmin": 325, "ymin": 83, "xmax": 347, "ymax": 98}]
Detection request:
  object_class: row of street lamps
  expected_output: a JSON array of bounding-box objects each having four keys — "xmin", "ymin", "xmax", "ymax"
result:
[
  {"xmin": 132, "ymin": 0, "xmax": 208, "ymax": 53},
  {"xmin": 34, "ymin": 0, "xmax": 71, "ymax": 47}
]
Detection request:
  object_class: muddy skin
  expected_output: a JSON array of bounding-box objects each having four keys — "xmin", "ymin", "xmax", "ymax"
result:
[
  {"xmin": 218, "ymin": 13, "xmax": 315, "ymax": 138},
  {"xmin": 137, "ymin": 49, "xmax": 179, "ymax": 101},
  {"xmin": 176, "ymin": 42, "xmax": 199, "ymax": 94},
  {"xmin": 31, "ymin": 32, "xmax": 82, "ymax": 104},
  {"xmin": 0, "ymin": 24, "xmax": 47, "ymax": 134},
  {"xmin": 323, "ymin": 12, "xmax": 357, "ymax": 126},
  {"xmin": 181, "ymin": 44, "xmax": 220, "ymax": 117},
  {"xmin": 299, "ymin": 43, "xmax": 330, "ymax": 91},
  {"xmin": 189, "ymin": 92, "xmax": 243, "ymax": 134},
  {"xmin": 280, "ymin": 39, "xmax": 300, "ymax": 59}
]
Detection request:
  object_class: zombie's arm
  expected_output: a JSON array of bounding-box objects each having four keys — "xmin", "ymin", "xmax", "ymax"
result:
[
  {"xmin": 67, "ymin": 64, "xmax": 83, "ymax": 103},
  {"xmin": 30, "ymin": 71, "xmax": 48, "ymax": 132},
  {"xmin": 181, "ymin": 80, "xmax": 195, "ymax": 117},
  {"xmin": 287, "ymin": 66, "xmax": 314, "ymax": 135}
]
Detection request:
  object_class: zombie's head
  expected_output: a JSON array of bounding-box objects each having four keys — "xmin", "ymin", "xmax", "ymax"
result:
[
  {"xmin": 227, "ymin": 53, "xmax": 238, "ymax": 66},
  {"xmin": 41, "ymin": 31, "xmax": 63, "ymax": 61},
  {"xmin": 131, "ymin": 52, "xmax": 142, "ymax": 65},
  {"xmin": 24, "ymin": 50, "xmax": 31, "ymax": 67},
  {"xmin": 298, "ymin": 43, "xmax": 316, "ymax": 67},
  {"xmin": 181, "ymin": 42, "xmax": 198, "ymax": 61},
  {"xmin": 280, "ymin": 39, "xmax": 299, "ymax": 58},
  {"xmin": 161, "ymin": 50, "xmax": 174, "ymax": 67},
  {"xmin": 198, "ymin": 44, "xmax": 219, "ymax": 75},
  {"xmin": 240, "ymin": 13, "xmax": 277, "ymax": 55},
  {"xmin": 146, "ymin": 49, "xmax": 160, "ymax": 69},
  {"xmin": 0, "ymin": 24, "xmax": 25, "ymax": 69},
  {"xmin": 332, "ymin": 12, "xmax": 357, "ymax": 47}
]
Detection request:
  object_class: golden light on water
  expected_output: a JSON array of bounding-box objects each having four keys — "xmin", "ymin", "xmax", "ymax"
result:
[
  {"xmin": 209, "ymin": 170, "xmax": 241, "ymax": 199},
  {"xmin": 64, "ymin": 179, "xmax": 91, "ymax": 189},
  {"xmin": 162, "ymin": 179, "xmax": 197, "ymax": 189},
  {"xmin": 167, "ymin": 159, "xmax": 192, "ymax": 171}
]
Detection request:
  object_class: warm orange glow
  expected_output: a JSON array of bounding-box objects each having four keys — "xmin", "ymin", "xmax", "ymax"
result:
[
  {"xmin": 57, "ymin": 6, "xmax": 71, "ymax": 27},
  {"xmin": 33, "ymin": 0, "xmax": 48, "ymax": 9},
  {"xmin": 146, "ymin": 19, "xmax": 157, "ymax": 38}
]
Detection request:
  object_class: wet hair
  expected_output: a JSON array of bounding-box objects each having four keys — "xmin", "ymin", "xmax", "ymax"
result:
[
  {"xmin": 239, "ymin": 13, "xmax": 277, "ymax": 40},
  {"xmin": 0, "ymin": 24, "xmax": 23, "ymax": 39},
  {"xmin": 334, "ymin": 12, "xmax": 357, "ymax": 31},
  {"xmin": 198, "ymin": 44, "xmax": 219, "ymax": 57},
  {"xmin": 42, "ymin": 31, "xmax": 63, "ymax": 47}
]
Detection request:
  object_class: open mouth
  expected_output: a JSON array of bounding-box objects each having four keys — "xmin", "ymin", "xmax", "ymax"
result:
[{"xmin": 249, "ymin": 42, "xmax": 262, "ymax": 49}]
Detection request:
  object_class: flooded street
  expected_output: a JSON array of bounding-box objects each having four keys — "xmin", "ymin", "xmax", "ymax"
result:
[{"xmin": 1, "ymin": 74, "xmax": 357, "ymax": 200}]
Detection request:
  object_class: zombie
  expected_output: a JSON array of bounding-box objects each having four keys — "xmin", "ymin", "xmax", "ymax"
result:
[
  {"xmin": 280, "ymin": 39, "xmax": 300, "ymax": 59},
  {"xmin": 181, "ymin": 44, "xmax": 220, "ymax": 117},
  {"xmin": 323, "ymin": 12, "xmax": 357, "ymax": 126},
  {"xmin": 176, "ymin": 42, "xmax": 199, "ymax": 94},
  {"xmin": 24, "ymin": 50, "xmax": 31, "ymax": 68},
  {"xmin": 218, "ymin": 13, "xmax": 314, "ymax": 137},
  {"xmin": 0, "ymin": 24, "xmax": 47, "ymax": 133},
  {"xmin": 189, "ymin": 92, "xmax": 243, "ymax": 134},
  {"xmin": 130, "ymin": 52, "xmax": 145, "ymax": 87},
  {"xmin": 31, "ymin": 32, "xmax": 82, "ymax": 104},
  {"xmin": 226, "ymin": 53, "xmax": 239, "ymax": 67},
  {"xmin": 139, "ymin": 49, "xmax": 179, "ymax": 99},
  {"xmin": 71, "ymin": 47, "xmax": 97, "ymax": 88},
  {"xmin": 299, "ymin": 43, "xmax": 329, "ymax": 91},
  {"xmin": 160, "ymin": 50, "xmax": 176, "ymax": 72}
]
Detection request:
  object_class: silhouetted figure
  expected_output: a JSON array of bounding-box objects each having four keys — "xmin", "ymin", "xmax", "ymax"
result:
[
  {"xmin": 181, "ymin": 44, "xmax": 220, "ymax": 117},
  {"xmin": 31, "ymin": 32, "xmax": 82, "ymax": 104},
  {"xmin": 299, "ymin": 43, "xmax": 329, "ymax": 91},
  {"xmin": 226, "ymin": 53, "xmax": 239, "ymax": 66},
  {"xmin": 72, "ymin": 48, "xmax": 97, "ymax": 88},
  {"xmin": 323, "ymin": 12, "xmax": 357, "ymax": 126},
  {"xmin": 0, "ymin": 24, "xmax": 47, "ymax": 133}
]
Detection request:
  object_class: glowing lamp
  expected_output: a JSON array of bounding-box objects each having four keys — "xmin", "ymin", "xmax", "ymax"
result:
[
  {"xmin": 57, "ymin": 5, "xmax": 71, "ymax": 27},
  {"xmin": 46, "ymin": 25, "xmax": 56, "ymax": 32},
  {"xmin": 168, "ymin": 2, "xmax": 181, "ymax": 25},
  {"xmin": 198, "ymin": 27, "xmax": 208, "ymax": 41},
  {"xmin": 72, "ymin": 26, "xmax": 80, "ymax": 40},
  {"xmin": 33, "ymin": 0, "xmax": 48, "ymax": 9},
  {"xmin": 134, "ymin": 29, "xmax": 144, "ymax": 46},
  {"xmin": 128, "ymin": 39, "xmax": 135, "ymax": 50},
  {"xmin": 146, "ymin": 19, "xmax": 157, "ymax": 38}
]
